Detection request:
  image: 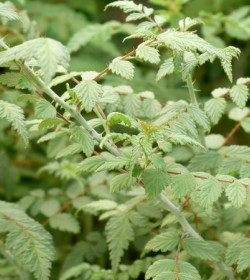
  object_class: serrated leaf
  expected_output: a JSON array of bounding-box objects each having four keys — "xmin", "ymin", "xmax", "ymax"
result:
[
  {"xmin": 144, "ymin": 231, "xmax": 179, "ymax": 252},
  {"xmin": 105, "ymin": 1, "xmax": 143, "ymax": 13},
  {"xmin": 226, "ymin": 239, "xmax": 250, "ymax": 266},
  {"xmin": 56, "ymin": 143, "xmax": 83, "ymax": 159},
  {"xmin": 228, "ymin": 107, "xmax": 249, "ymax": 121},
  {"xmin": 97, "ymin": 156, "xmax": 129, "ymax": 172},
  {"xmin": 204, "ymin": 98, "xmax": 226, "ymax": 124},
  {"xmin": 40, "ymin": 199, "xmax": 60, "ymax": 217},
  {"xmin": 146, "ymin": 259, "xmax": 201, "ymax": 280},
  {"xmin": 109, "ymin": 58, "xmax": 134, "ymax": 80},
  {"xmin": 35, "ymin": 99, "xmax": 57, "ymax": 119},
  {"xmin": 142, "ymin": 98, "xmax": 162, "ymax": 118},
  {"xmin": 143, "ymin": 168, "xmax": 171, "ymax": 199},
  {"xmin": 182, "ymin": 51, "xmax": 197, "ymax": 80},
  {"xmin": 230, "ymin": 84, "xmax": 249, "ymax": 108},
  {"xmin": 107, "ymin": 112, "xmax": 132, "ymax": 127},
  {"xmin": 50, "ymin": 213, "xmax": 80, "ymax": 233},
  {"xmin": 123, "ymin": 94, "xmax": 141, "ymax": 117},
  {"xmin": 73, "ymin": 80, "xmax": 102, "ymax": 112},
  {"xmin": 39, "ymin": 118, "xmax": 64, "ymax": 130},
  {"xmin": 241, "ymin": 117, "xmax": 250, "ymax": 133},
  {"xmin": 188, "ymin": 104, "xmax": 210, "ymax": 131},
  {"xmin": 225, "ymin": 181, "xmax": 247, "ymax": 208},
  {"xmin": 110, "ymin": 173, "xmax": 137, "ymax": 193},
  {"xmin": 136, "ymin": 44, "xmax": 160, "ymax": 64},
  {"xmin": 0, "ymin": 72, "xmax": 35, "ymax": 90},
  {"xmin": 199, "ymin": 177, "xmax": 223, "ymax": 208},
  {"xmin": 0, "ymin": 100, "xmax": 28, "ymax": 144},
  {"xmin": 205, "ymin": 134, "xmax": 225, "ymax": 149},
  {"xmin": 0, "ymin": 201, "xmax": 55, "ymax": 280},
  {"xmin": 106, "ymin": 212, "xmax": 134, "ymax": 272},
  {"xmin": 0, "ymin": 2, "xmax": 20, "ymax": 21},
  {"xmin": 77, "ymin": 156, "xmax": 106, "ymax": 173},
  {"xmin": 182, "ymin": 237, "xmax": 220, "ymax": 262},
  {"xmin": 237, "ymin": 249, "xmax": 250, "ymax": 272},
  {"xmin": 69, "ymin": 125, "xmax": 94, "ymax": 157},
  {"xmin": 156, "ymin": 58, "xmax": 174, "ymax": 81},
  {"xmin": 171, "ymin": 173, "xmax": 196, "ymax": 199},
  {"xmin": 211, "ymin": 88, "xmax": 229, "ymax": 98}
]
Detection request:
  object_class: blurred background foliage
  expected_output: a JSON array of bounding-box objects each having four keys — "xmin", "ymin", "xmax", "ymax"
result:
[{"xmin": 0, "ymin": 0, "xmax": 249, "ymax": 278}]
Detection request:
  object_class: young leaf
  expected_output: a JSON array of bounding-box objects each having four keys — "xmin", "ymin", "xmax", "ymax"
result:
[
  {"xmin": 225, "ymin": 181, "xmax": 247, "ymax": 208},
  {"xmin": 110, "ymin": 173, "xmax": 137, "ymax": 193},
  {"xmin": 73, "ymin": 80, "xmax": 102, "ymax": 112},
  {"xmin": 0, "ymin": 72, "xmax": 35, "ymax": 90},
  {"xmin": 50, "ymin": 213, "xmax": 80, "ymax": 233},
  {"xmin": 109, "ymin": 58, "xmax": 135, "ymax": 80},
  {"xmin": 230, "ymin": 84, "xmax": 249, "ymax": 108},
  {"xmin": 39, "ymin": 118, "xmax": 65, "ymax": 130},
  {"xmin": 97, "ymin": 156, "xmax": 129, "ymax": 172},
  {"xmin": 0, "ymin": 100, "xmax": 28, "ymax": 144},
  {"xmin": 182, "ymin": 237, "xmax": 220, "ymax": 262},
  {"xmin": 69, "ymin": 125, "xmax": 94, "ymax": 157},
  {"xmin": 56, "ymin": 143, "xmax": 83, "ymax": 159},
  {"xmin": 35, "ymin": 99, "xmax": 57, "ymax": 119},
  {"xmin": 187, "ymin": 104, "xmax": 210, "ymax": 131},
  {"xmin": 106, "ymin": 212, "xmax": 134, "ymax": 272},
  {"xmin": 136, "ymin": 44, "xmax": 160, "ymax": 64},
  {"xmin": 143, "ymin": 168, "xmax": 171, "ymax": 199},
  {"xmin": 77, "ymin": 156, "xmax": 107, "ymax": 173},
  {"xmin": 237, "ymin": 249, "xmax": 250, "ymax": 272},
  {"xmin": 0, "ymin": 2, "xmax": 20, "ymax": 21},
  {"xmin": 105, "ymin": 1, "xmax": 143, "ymax": 13},
  {"xmin": 123, "ymin": 94, "xmax": 141, "ymax": 117}
]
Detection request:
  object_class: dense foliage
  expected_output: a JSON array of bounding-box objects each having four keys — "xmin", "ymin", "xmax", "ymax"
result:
[{"xmin": 0, "ymin": 0, "xmax": 250, "ymax": 279}]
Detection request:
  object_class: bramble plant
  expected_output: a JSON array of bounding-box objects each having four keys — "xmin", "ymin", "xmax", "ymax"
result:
[{"xmin": 0, "ymin": 1, "xmax": 250, "ymax": 280}]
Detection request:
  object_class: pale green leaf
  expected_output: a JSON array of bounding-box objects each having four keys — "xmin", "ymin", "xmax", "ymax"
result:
[
  {"xmin": 204, "ymin": 98, "xmax": 226, "ymax": 125},
  {"xmin": 110, "ymin": 173, "xmax": 137, "ymax": 193},
  {"xmin": 228, "ymin": 107, "xmax": 249, "ymax": 121},
  {"xmin": 182, "ymin": 237, "xmax": 220, "ymax": 262},
  {"xmin": 230, "ymin": 84, "xmax": 249, "ymax": 108},
  {"xmin": 0, "ymin": 100, "xmax": 28, "ymax": 144},
  {"xmin": 56, "ymin": 143, "xmax": 83, "ymax": 159},
  {"xmin": 171, "ymin": 173, "xmax": 196, "ymax": 199},
  {"xmin": 69, "ymin": 125, "xmax": 94, "ymax": 157},
  {"xmin": 187, "ymin": 104, "xmax": 210, "ymax": 131},
  {"xmin": 144, "ymin": 231, "xmax": 179, "ymax": 252},
  {"xmin": 156, "ymin": 58, "xmax": 174, "ymax": 81},
  {"xmin": 143, "ymin": 168, "xmax": 171, "ymax": 199},
  {"xmin": 40, "ymin": 199, "xmax": 60, "ymax": 217},
  {"xmin": 225, "ymin": 181, "xmax": 247, "ymax": 208},
  {"xmin": 199, "ymin": 177, "xmax": 223, "ymax": 208},
  {"xmin": 237, "ymin": 249, "xmax": 250, "ymax": 272},
  {"xmin": 35, "ymin": 99, "xmax": 57, "ymax": 119},
  {"xmin": 73, "ymin": 80, "xmax": 102, "ymax": 112},
  {"xmin": 50, "ymin": 213, "xmax": 80, "ymax": 233},
  {"xmin": 109, "ymin": 58, "xmax": 135, "ymax": 80},
  {"xmin": 0, "ymin": 2, "xmax": 20, "ymax": 21},
  {"xmin": 105, "ymin": 1, "xmax": 143, "ymax": 13},
  {"xmin": 123, "ymin": 94, "xmax": 141, "ymax": 117},
  {"xmin": 0, "ymin": 72, "xmax": 35, "ymax": 90},
  {"xmin": 136, "ymin": 44, "xmax": 160, "ymax": 64}
]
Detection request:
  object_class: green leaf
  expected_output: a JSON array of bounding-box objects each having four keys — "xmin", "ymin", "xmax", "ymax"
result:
[
  {"xmin": 123, "ymin": 94, "xmax": 141, "ymax": 117},
  {"xmin": 225, "ymin": 181, "xmax": 247, "ymax": 208},
  {"xmin": 0, "ymin": 100, "xmax": 28, "ymax": 144},
  {"xmin": 142, "ymin": 98, "xmax": 162, "ymax": 118},
  {"xmin": 0, "ymin": 201, "xmax": 55, "ymax": 280},
  {"xmin": 144, "ymin": 231, "xmax": 179, "ymax": 252},
  {"xmin": 73, "ymin": 80, "xmax": 102, "ymax": 112},
  {"xmin": 156, "ymin": 58, "xmax": 174, "ymax": 81},
  {"xmin": 241, "ymin": 117, "xmax": 250, "ymax": 133},
  {"xmin": 97, "ymin": 156, "xmax": 129, "ymax": 172},
  {"xmin": 109, "ymin": 58, "xmax": 135, "ymax": 80},
  {"xmin": 107, "ymin": 112, "xmax": 132, "ymax": 127},
  {"xmin": 69, "ymin": 125, "xmax": 94, "ymax": 157},
  {"xmin": 39, "ymin": 118, "xmax": 65, "ymax": 130},
  {"xmin": 105, "ymin": 1, "xmax": 143, "ymax": 13},
  {"xmin": 226, "ymin": 239, "xmax": 250, "ymax": 266},
  {"xmin": 106, "ymin": 212, "xmax": 134, "ymax": 272},
  {"xmin": 204, "ymin": 98, "xmax": 226, "ymax": 125},
  {"xmin": 187, "ymin": 104, "xmax": 210, "ymax": 131},
  {"xmin": 182, "ymin": 237, "xmax": 220, "ymax": 262},
  {"xmin": 146, "ymin": 259, "xmax": 201, "ymax": 280},
  {"xmin": 35, "ymin": 99, "xmax": 57, "ymax": 119},
  {"xmin": 77, "ymin": 156, "xmax": 106, "ymax": 173},
  {"xmin": 230, "ymin": 84, "xmax": 249, "ymax": 108},
  {"xmin": 143, "ymin": 168, "xmax": 171, "ymax": 199},
  {"xmin": 56, "ymin": 143, "xmax": 83, "ymax": 159},
  {"xmin": 40, "ymin": 199, "xmax": 60, "ymax": 217},
  {"xmin": 0, "ymin": 72, "xmax": 35, "ymax": 90},
  {"xmin": 50, "ymin": 213, "xmax": 80, "ymax": 233},
  {"xmin": 0, "ymin": 2, "xmax": 20, "ymax": 21},
  {"xmin": 237, "ymin": 249, "xmax": 250, "ymax": 272},
  {"xmin": 0, "ymin": 38, "xmax": 70, "ymax": 83},
  {"xmin": 136, "ymin": 44, "xmax": 160, "ymax": 64},
  {"xmin": 171, "ymin": 173, "xmax": 196, "ymax": 199},
  {"xmin": 110, "ymin": 173, "xmax": 137, "ymax": 193},
  {"xmin": 182, "ymin": 51, "xmax": 197, "ymax": 80},
  {"xmin": 199, "ymin": 177, "xmax": 223, "ymax": 208}
]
